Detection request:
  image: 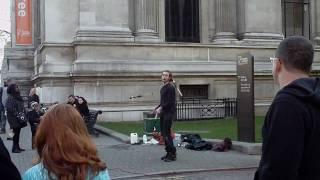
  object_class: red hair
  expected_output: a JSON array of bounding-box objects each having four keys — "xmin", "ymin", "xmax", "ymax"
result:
[{"xmin": 35, "ymin": 104, "xmax": 106, "ymax": 179}]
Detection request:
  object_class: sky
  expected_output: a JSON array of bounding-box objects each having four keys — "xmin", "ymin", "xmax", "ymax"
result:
[
  {"xmin": 0, "ymin": 0, "xmax": 11, "ymax": 70},
  {"xmin": 0, "ymin": 0, "xmax": 11, "ymax": 39}
]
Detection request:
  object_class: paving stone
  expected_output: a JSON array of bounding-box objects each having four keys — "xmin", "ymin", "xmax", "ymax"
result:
[{"xmin": 0, "ymin": 124, "xmax": 260, "ymax": 179}]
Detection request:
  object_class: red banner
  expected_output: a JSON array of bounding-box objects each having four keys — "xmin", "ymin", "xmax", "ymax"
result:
[{"xmin": 15, "ymin": 0, "xmax": 32, "ymax": 45}]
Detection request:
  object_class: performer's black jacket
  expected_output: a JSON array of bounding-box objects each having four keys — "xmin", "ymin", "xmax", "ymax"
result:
[
  {"xmin": 160, "ymin": 82, "xmax": 176, "ymax": 115},
  {"xmin": 255, "ymin": 78, "xmax": 320, "ymax": 180}
]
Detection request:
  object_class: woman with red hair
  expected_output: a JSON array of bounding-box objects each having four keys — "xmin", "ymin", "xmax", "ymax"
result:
[{"xmin": 23, "ymin": 104, "xmax": 110, "ymax": 180}]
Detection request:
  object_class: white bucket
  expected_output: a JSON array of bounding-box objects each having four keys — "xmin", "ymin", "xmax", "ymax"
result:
[{"xmin": 130, "ymin": 133, "xmax": 138, "ymax": 144}]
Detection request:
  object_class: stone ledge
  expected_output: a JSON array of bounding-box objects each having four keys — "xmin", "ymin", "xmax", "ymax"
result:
[
  {"xmin": 95, "ymin": 124, "xmax": 262, "ymax": 155},
  {"xmin": 94, "ymin": 124, "xmax": 130, "ymax": 143}
]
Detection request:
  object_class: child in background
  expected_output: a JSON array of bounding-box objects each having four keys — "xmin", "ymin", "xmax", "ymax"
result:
[{"xmin": 27, "ymin": 101, "xmax": 43, "ymax": 149}]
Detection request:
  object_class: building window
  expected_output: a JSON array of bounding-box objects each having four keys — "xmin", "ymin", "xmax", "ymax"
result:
[
  {"xmin": 282, "ymin": 0, "xmax": 310, "ymax": 38},
  {"xmin": 165, "ymin": 0, "xmax": 200, "ymax": 43},
  {"xmin": 180, "ymin": 85, "xmax": 208, "ymax": 99}
]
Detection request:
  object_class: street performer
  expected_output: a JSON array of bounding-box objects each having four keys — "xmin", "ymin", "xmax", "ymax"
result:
[{"xmin": 154, "ymin": 70, "xmax": 177, "ymax": 162}]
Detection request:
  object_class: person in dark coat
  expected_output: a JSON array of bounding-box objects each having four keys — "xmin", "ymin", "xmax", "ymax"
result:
[
  {"xmin": 28, "ymin": 88, "xmax": 39, "ymax": 108},
  {"xmin": 27, "ymin": 101, "xmax": 43, "ymax": 149},
  {"xmin": 77, "ymin": 96, "xmax": 90, "ymax": 118},
  {"xmin": 67, "ymin": 94, "xmax": 79, "ymax": 108},
  {"xmin": 1, "ymin": 79, "xmax": 15, "ymax": 134},
  {"xmin": 5, "ymin": 84, "xmax": 26, "ymax": 153},
  {"xmin": 254, "ymin": 36, "xmax": 320, "ymax": 180},
  {"xmin": 154, "ymin": 70, "xmax": 177, "ymax": 162},
  {"xmin": 77, "ymin": 96, "xmax": 99, "ymax": 136},
  {"xmin": 0, "ymin": 137, "xmax": 21, "ymax": 179},
  {"xmin": 0, "ymin": 86, "xmax": 5, "ymax": 133}
]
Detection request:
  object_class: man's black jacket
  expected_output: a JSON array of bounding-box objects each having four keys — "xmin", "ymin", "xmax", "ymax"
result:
[
  {"xmin": 255, "ymin": 78, "xmax": 320, "ymax": 180},
  {"xmin": 0, "ymin": 137, "xmax": 21, "ymax": 180},
  {"xmin": 160, "ymin": 82, "xmax": 176, "ymax": 115}
]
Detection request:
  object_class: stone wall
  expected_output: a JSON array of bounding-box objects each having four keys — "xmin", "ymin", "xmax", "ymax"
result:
[{"xmin": 3, "ymin": 0, "xmax": 320, "ymax": 121}]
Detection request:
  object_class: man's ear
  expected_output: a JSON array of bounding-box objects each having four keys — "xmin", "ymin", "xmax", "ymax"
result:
[{"xmin": 275, "ymin": 59, "xmax": 282, "ymax": 74}]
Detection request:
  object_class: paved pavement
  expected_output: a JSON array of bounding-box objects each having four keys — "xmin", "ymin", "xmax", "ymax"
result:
[{"xmin": 1, "ymin": 125, "xmax": 260, "ymax": 179}]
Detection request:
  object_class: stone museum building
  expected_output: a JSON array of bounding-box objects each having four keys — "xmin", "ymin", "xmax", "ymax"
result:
[{"xmin": 2, "ymin": 0, "xmax": 320, "ymax": 121}]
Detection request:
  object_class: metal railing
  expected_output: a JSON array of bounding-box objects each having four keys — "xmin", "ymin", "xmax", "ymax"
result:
[{"xmin": 176, "ymin": 98, "xmax": 237, "ymax": 121}]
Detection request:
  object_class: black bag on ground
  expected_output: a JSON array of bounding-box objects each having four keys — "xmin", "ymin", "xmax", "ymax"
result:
[
  {"xmin": 182, "ymin": 134, "xmax": 213, "ymax": 151},
  {"xmin": 181, "ymin": 134, "xmax": 202, "ymax": 143},
  {"xmin": 185, "ymin": 139, "xmax": 213, "ymax": 151}
]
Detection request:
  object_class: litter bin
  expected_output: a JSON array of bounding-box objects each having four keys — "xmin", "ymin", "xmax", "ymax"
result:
[{"xmin": 143, "ymin": 112, "xmax": 160, "ymax": 134}]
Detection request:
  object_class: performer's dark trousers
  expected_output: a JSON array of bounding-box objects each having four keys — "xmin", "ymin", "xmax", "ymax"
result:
[{"xmin": 160, "ymin": 113, "xmax": 176, "ymax": 155}]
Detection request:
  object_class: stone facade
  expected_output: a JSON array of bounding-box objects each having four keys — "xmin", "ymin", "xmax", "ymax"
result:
[{"xmin": 2, "ymin": 0, "xmax": 320, "ymax": 121}]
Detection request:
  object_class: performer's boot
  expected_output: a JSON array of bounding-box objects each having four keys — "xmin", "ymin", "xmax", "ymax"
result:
[
  {"xmin": 164, "ymin": 153, "xmax": 176, "ymax": 162},
  {"xmin": 161, "ymin": 153, "xmax": 168, "ymax": 160}
]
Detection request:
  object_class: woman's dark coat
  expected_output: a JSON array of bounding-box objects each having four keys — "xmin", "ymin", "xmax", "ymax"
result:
[{"xmin": 5, "ymin": 85, "xmax": 25, "ymax": 129}]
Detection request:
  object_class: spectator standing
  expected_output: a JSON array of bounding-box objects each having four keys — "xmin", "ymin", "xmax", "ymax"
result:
[
  {"xmin": 0, "ymin": 86, "xmax": 5, "ymax": 133},
  {"xmin": 1, "ymin": 79, "xmax": 15, "ymax": 134},
  {"xmin": 254, "ymin": 36, "xmax": 320, "ymax": 180},
  {"xmin": 27, "ymin": 101, "xmax": 43, "ymax": 149},
  {"xmin": 6, "ymin": 84, "xmax": 26, "ymax": 153},
  {"xmin": 28, "ymin": 88, "xmax": 39, "ymax": 107}
]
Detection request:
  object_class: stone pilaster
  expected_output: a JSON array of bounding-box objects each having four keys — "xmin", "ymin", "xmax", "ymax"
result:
[
  {"xmin": 213, "ymin": 0, "xmax": 237, "ymax": 43},
  {"xmin": 3, "ymin": 45, "xmax": 34, "ymax": 95},
  {"xmin": 237, "ymin": 0, "xmax": 283, "ymax": 44},
  {"xmin": 134, "ymin": 0, "xmax": 161, "ymax": 42}
]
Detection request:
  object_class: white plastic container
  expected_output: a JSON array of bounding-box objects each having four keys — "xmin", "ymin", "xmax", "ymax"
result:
[
  {"xmin": 143, "ymin": 134, "xmax": 148, "ymax": 144},
  {"xmin": 130, "ymin": 133, "xmax": 138, "ymax": 144},
  {"xmin": 174, "ymin": 133, "xmax": 182, "ymax": 146}
]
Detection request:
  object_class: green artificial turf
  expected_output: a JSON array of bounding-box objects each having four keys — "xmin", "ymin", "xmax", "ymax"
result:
[{"xmin": 98, "ymin": 117, "xmax": 264, "ymax": 142}]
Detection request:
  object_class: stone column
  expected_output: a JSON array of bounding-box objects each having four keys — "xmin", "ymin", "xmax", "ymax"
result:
[
  {"xmin": 238, "ymin": 0, "xmax": 283, "ymax": 44},
  {"xmin": 200, "ymin": 0, "xmax": 210, "ymax": 43},
  {"xmin": 213, "ymin": 0, "xmax": 237, "ymax": 43},
  {"xmin": 313, "ymin": 0, "xmax": 320, "ymax": 45},
  {"xmin": 208, "ymin": 0, "xmax": 216, "ymax": 42},
  {"xmin": 134, "ymin": 0, "xmax": 161, "ymax": 42}
]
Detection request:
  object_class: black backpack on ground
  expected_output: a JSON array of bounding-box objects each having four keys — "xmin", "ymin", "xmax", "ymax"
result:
[
  {"xmin": 181, "ymin": 134, "xmax": 201, "ymax": 143},
  {"xmin": 182, "ymin": 134, "xmax": 213, "ymax": 151}
]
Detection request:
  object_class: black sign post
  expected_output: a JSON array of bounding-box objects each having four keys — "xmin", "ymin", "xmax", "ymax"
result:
[{"xmin": 237, "ymin": 53, "xmax": 255, "ymax": 142}]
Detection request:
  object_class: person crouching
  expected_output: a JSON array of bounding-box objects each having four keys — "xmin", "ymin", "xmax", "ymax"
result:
[{"xmin": 27, "ymin": 101, "xmax": 43, "ymax": 149}]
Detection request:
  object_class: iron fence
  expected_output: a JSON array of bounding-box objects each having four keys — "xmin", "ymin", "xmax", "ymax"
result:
[{"xmin": 176, "ymin": 98, "xmax": 237, "ymax": 121}]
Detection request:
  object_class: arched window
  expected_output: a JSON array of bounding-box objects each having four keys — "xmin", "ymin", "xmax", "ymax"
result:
[
  {"xmin": 282, "ymin": 0, "xmax": 310, "ymax": 38},
  {"xmin": 165, "ymin": 0, "xmax": 200, "ymax": 42}
]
